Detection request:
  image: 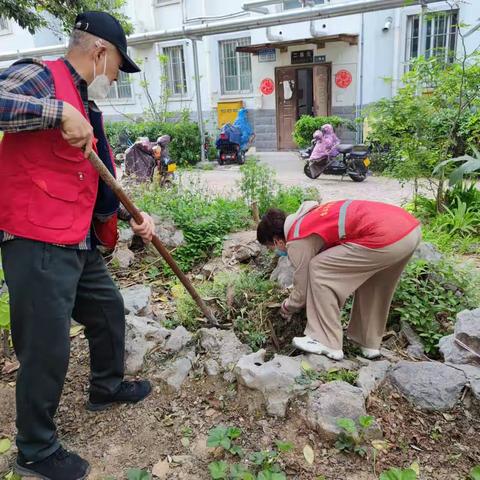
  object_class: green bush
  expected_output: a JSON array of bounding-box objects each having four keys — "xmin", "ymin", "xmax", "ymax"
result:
[
  {"xmin": 238, "ymin": 157, "xmax": 321, "ymax": 216},
  {"xmin": 292, "ymin": 115, "xmax": 355, "ymax": 148},
  {"xmin": 135, "ymin": 182, "xmax": 251, "ymax": 272},
  {"xmin": 390, "ymin": 259, "xmax": 480, "ymax": 355},
  {"xmin": 104, "ymin": 120, "xmax": 202, "ymax": 166}
]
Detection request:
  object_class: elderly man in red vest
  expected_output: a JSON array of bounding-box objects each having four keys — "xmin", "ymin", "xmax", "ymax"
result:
[
  {"xmin": 257, "ymin": 200, "xmax": 421, "ymax": 361},
  {"xmin": 0, "ymin": 12, "xmax": 156, "ymax": 480}
]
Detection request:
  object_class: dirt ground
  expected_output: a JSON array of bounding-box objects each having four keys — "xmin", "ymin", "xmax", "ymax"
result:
[{"xmin": 1, "ymin": 333, "xmax": 479, "ymax": 480}]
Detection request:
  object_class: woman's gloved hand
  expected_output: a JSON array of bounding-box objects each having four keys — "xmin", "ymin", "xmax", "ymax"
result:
[{"xmin": 280, "ymin": 299, "xmax": 293, "ymax": 320}]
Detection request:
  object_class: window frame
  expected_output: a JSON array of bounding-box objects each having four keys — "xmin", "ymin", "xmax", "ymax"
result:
[
  {"xmin": 162, "ymin": 44, "xmax": 188, "ymax": 97},
  {"xmin": 219, "ymin": 37, "xmax": 253, "ymax": 95},
  {"xmin": 0, "ymin": 16, "xmax": 12, "ymax": 36},
  {"xmin": 405, "ymin": 9, "xmax": 458, "ymax": 65}
]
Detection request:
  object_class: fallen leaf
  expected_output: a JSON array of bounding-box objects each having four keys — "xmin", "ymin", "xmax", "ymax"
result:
[
  {"xmin": 0, "ymin": 438, "xmax": 11, "ymax": 454},
  {"xmin": 181, "ymin": 437, "xmax": 190, "ymax": 448},
  {"xmin": 442, "ymin": 413, "xmax": 455, "ymax": 422},
  {"xmin": 303, "ymin": 444, "xmax": 314, "ymax": 465},
  {"xmin": 410, "ymin": 461, "xmax": 420, "ymax": 475},
  {"xmin": 371, "ymin": 440, "xmax": 390, "ymax": 452},
  {"xmin": 152, "ymin": 460, "xmax": 169, "ymax": 479},
  {"xmin": 2, "ymin": 360, "xmax": 19, "ymax": 375},
  {"xmin": 69, "ymin": 325, "xmax": 84, "ymax": 338}
]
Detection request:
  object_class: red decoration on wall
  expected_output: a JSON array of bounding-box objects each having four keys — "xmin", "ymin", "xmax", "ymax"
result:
[
  {"xmin": 335, "ymin": 70, "xmax": 353, "ymax": 89},
  {"xmin": 260, "ymin": 78, "xmax": 275, "ymax": 95}
]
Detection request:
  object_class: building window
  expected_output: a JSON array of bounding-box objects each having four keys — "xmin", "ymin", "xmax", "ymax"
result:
[
  {"xmin": 219, "ymin": 37, "xmax": 252, "ymax": 94},
  {"xmin": 283, "ymin": 0, "xmax": 324, "ymax": 10},
  {"xmin": 0, "ymin": 16, "xmax": 11, "ymax": 35},
  {"xmin": 406, "ymin": 10, "xmax": 458, "ymax": 64},
  {"xmin": 163, "ymin": 45, "xmax": 187, "ymax": 95},
  {"xmin": 107, "ymin": 71, "xmax": 133, "ymax": 100}
]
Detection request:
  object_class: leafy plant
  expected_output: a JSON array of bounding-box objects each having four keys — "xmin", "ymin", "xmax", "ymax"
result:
[
  {"xmin": 335, "ymin": 416, "xmax": 375, "ymax": 457},
  {"xmin": 293, "ymin": 115, "xmax": 355, "ymax": 148},
  {"xmin": 207, "ymin": 427, "xmax": 291, "ymax": 480},
  {"xmin": 433, "ymin": 198, "xmax": 479, "ymax": 237},
  {"xmin": 174, "ymin": 269, "xmax": 283, "ymax": 345},
  {"xmin": 379, "ymin": 468, "xmax": 417, "ymax": 480},
  {"xmin": 470, "ymin": 465, "xmax": 480, "ymax": 480},
  {"xmin": 391, "ymin": 259, "xmax": 480, "ymax": 355},
  {"xmin": 295, "ymin": 362, "xmax": 358, "ymax": 386},
  {"xmin": 127, "ymin": 468, "xmax": 151, "ymax": 480}
]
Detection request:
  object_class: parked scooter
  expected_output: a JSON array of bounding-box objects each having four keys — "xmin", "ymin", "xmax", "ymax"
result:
[
  {"xmin": 301, "ymin": 138, "xmax": 371, "ymax": 182},
  {"xmin": 216, "ymin": 108, "xmax": 255, "ymax": 165},
  {"xmin": 154, "ymin": 134, "xmax": 176, "ymax": 187}
]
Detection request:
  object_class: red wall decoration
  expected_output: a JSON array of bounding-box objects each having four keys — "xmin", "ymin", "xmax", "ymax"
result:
[
  {"xmin": 260, "ymin": 78, "xmax": 275, "ymax": 95},
  {"xmin": 335, "ymin": 70, "xmax": 353, "ymax": 89}
]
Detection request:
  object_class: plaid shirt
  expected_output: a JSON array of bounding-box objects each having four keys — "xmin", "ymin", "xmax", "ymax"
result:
[{"xmin": 0, "ymin": 58, "xmax": 128, "ymax": 249}]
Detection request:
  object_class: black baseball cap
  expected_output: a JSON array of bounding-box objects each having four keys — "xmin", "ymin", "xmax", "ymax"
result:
[{"xmin": 74, "ymin": 11, "xmax": 141, "ymax": 73}]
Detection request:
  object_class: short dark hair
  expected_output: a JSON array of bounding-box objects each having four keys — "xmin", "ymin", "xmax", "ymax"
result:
[{"xmin": 257, "ymin": 208, "xmax": 287, "ymax": 245}]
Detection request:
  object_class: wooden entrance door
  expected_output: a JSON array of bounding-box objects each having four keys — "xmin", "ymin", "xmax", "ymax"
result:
[
  {"xmin": 276, "ymin": 64, "xmax": 331, "ymax": 151},
  {"xmin": 276, "ymin": 67, "xmax": 297, "ymax": 151}
]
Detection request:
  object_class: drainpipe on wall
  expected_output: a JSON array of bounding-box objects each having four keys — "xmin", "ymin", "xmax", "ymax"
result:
[
  {"xmin": 391, "ymin": 8, "xmax": 401, "ymax": 96},
  {"xmin": 357, "ymin": 12, "xmax": 365, "ymax": 143},
  {"xmin": 191, "ymin": 38, "xmax": 206, "ymax": 163}
]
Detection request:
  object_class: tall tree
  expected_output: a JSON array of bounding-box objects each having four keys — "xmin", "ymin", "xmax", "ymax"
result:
[{"xmin": 0, "ymin": 0, "xmax": 132, "ymax": 35}]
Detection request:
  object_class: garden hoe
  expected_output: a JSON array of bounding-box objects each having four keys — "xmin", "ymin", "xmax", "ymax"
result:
[{"xmin": 88, "ymin": 150, "xmax": 222, "ymax": 329}]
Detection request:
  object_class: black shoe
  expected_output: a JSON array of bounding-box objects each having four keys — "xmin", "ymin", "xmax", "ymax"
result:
[
  {"xmin": 86, "ymin": 380, "xmax": 152, "ymax": 412},
  {"xmin": 15, "ymin": 446, "xmax": 90, "ymax": 480}
]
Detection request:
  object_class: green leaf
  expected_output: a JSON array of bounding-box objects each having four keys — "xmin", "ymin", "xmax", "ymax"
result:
[
  {"xmin": 470, "ymin": 466, "xmax": 480, "ymax": 480},
  {"xmin": 208, "ymin": 461, "xmax": 229, "ymax": 480},
  {"xmin": 207, "ymin": 426, "xmax": 230, "ymax": 449},
  {"xmin": 257, "ymin": 470, "xmax": 287, "ymax": 480},
  {"xmin": 0, "ymin": 438, "xmax": 12, "ymax": 454},
  {"xmin": 358, "ymin": 415, "xmax": 374, "ymax": 429},
  {"xmin": 337, "ymin": 418, "xmax": 357, "ymax": 435},
  {"xmin": 227, "ymin": 427, "xmax": 242, "ymax": 440},
  {"xmin": 230, "ymin": 463, "xmax": 251, "ymax": 479},
  {"xmin": 126, "ymin": 469, "xmax": 151, "ymax": 480},
  {"xmin": 249, "ymin": 451, "xmax": 269, "ymax": 466},
  {"xmin": 229, "ymin": 445, "xmax": 245, "ymax": 458},
  {"xmin": 275, "ymin": 440, "xmax": 294, "ymax": 453},
  {"xmin": 379, "ymin": 468, "xmax": 417, "ymax": 480}
]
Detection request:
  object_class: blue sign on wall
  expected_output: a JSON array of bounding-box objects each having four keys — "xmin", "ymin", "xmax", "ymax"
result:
[{"xmin": 259, "ymin": 48, "xmax": 277, "ymax": 62}]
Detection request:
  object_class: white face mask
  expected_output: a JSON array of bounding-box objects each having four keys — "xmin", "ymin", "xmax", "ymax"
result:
[{"xmin": 88, "ymin": 54, "xmax": 111, "ymax": 100}]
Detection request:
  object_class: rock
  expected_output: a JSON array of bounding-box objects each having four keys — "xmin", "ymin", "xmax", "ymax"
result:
[
  {"xmin": 222, "ymin": 231, "xmax": 261, "ymax": 263},
  {"xmin": 157, "ymin": 350, "xmax": 195, "ymax": 391},
  {"xmin": 112, "ymin": 245, "xmax": 135, "ymax": 268},
  {"xmin": 118, "ymin": 228, "xmax": 134, "ymax": 245},
  {"xmin": 125, "ymin": 315, "xmax": 171, "ymax": 374},
  {"xmin": 302, "ymin": 353, "xmax": 359, "ymax": 372},
  {"xmin": 411, "ymin": 242, "xmax": 443, "ymax": 264},
  {"xmin": 202, "ymin": 257, "xmax": 226, "ymax": 278},
  {"xmin": 447, "ymin": 364, "xmax": 480, "ymax": 400},
  {"xmin": 303, "ymin": 381, "xmax": 373, "ymax": 440},
  {"xmin": 356, "ymin": 360, "xmax": 391, "ymax": 396},
  {"xmin": 401, "ymin": 322, "xmax": 425, "ymax": 359},
  {"xmin": 270, "ymin": 256, "xmax": 294, "ymax": 288},
  {"xmin": 388, "ymin": 361, "xmax": 467, "ymax": 411},
  {"xmin": 204, "ymin": 359, "xmax": 220, "ymax": 376},
  {"xmin": 439, "ymin": 309, "xmax": 480, "ymax": 366},
  {"xmin": 199, "ymin": 328, "xmax": 252, "ymax": 372},
  {"xmin": 235, "ymin": 350, "xmax": 308, "ymax": 416},
  {"xmin": 121, "ymin": 285, "xmax": 152, "ymax": 316},
  {"xmin": 151, "ymin": 215, "xmax": 185, "ymax": 249},
  {"xmin": 164, "ymin": 326, "xmax": 193, "ymax": 353}
]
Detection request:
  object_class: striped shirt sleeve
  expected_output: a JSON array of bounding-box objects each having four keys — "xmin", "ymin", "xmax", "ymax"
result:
[{"xmin": 0, "ymin": 59, "xmax": 64, "ymax": 133}]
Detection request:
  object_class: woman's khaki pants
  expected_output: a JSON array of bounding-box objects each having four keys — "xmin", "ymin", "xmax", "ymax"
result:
[{"xmin": 304, "ymin": 227, "xmax": 421, "ymax": 350}]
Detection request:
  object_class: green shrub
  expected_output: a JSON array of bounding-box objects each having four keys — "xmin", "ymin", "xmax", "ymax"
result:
[
  {"xmin": 135, "ymin": 182, "xmax": 251, "ymax": 272},
  {"xmin": 390, "ymin": 259, "xmax": 480, "ymax": 355},
  {"xmin": 238, "ymin": 157, "xmax": 321, "ymax": 216},
  {"xmin": 292, "ymin": 115, "xmax": 355, "ymax": 148},
  {"xmin": 104, "ymin": 120, "xmax": 202, "ymax": 166}
]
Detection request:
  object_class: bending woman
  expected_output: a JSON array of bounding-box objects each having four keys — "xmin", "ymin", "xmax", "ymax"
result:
[{"xmin": 257, "ymin": 199, "xmax": 421, "ymax": 361}]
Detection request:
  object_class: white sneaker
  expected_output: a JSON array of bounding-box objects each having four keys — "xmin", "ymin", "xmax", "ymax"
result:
[
  {"xmin": 292, "ymin": 336, "xmax": 344, "ymax": 361},
  {"xmin": 360, "ymin": 347, "xmax": 381, "ymax": 359}
]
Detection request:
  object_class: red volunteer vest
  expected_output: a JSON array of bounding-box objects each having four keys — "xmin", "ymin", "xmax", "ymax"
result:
[
  {"xmin": 287, "ymin": 200, "xmax": 420, "ymax": 249},
  {"xmin": 0, "ymin": 59, "xmax": 117, "ymax": 247}
]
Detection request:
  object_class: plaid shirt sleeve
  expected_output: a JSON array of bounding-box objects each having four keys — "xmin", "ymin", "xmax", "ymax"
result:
[{"xmin": 0, "ymin": 59, "xmax": 64, "ymax": 133}]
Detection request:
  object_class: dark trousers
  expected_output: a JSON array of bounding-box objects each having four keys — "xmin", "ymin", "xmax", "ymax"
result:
[{"xmin": 1, "ymin": 239, "xmax": 125, "ymax": 462}]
